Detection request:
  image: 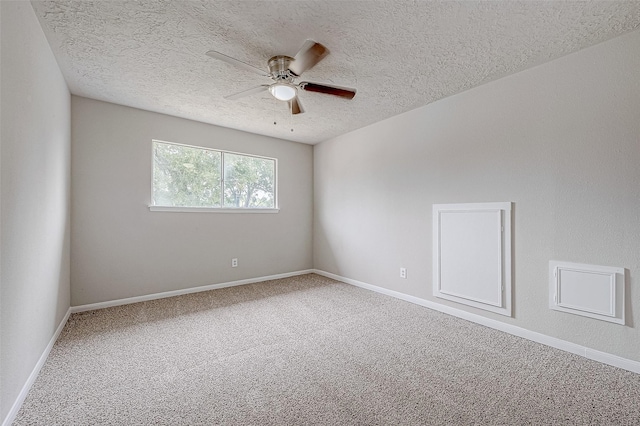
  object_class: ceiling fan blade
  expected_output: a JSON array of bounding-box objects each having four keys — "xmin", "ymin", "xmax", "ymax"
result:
[
  {"xmin": 206, "ymin": 50, "xmax": 269, "ymax": 77},
  {"xmin": 289, "ymin": 40, "xmax": 329, "ymax": 76},
  {"xmin": 289, "ymin": 97, "xmax": 305, "ymax": 115},
  {"xmin": 299, "ymin": 82, "xmax": 356, "ymax": 99},
  {"xmin": 224, "ymin": 85, "xmax": 269, "ymax": 100}
]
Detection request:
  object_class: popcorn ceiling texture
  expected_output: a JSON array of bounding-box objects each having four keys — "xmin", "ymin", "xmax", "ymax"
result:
[{"xmin": 31, "ymin": 1, "xmax": 640, "ymax": 144}]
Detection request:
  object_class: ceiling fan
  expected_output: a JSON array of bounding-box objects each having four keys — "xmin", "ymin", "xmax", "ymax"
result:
[{"xmin": 206, "ymin": 40, "xmax": 356, "ymax": 115}]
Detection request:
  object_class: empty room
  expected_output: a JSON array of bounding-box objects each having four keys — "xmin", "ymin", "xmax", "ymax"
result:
[{"xmin": 2, "ymin": 1, "xmax": 640, "ymax": 424}]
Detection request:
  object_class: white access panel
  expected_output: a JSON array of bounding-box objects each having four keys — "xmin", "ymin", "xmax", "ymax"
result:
[
  {"xmin": 433, "ymin": 202, "xmax": 512, "ymax": 316},
  {"xmin": 549, "ymin": 261, "xmax": 625, "ymax": 325}
]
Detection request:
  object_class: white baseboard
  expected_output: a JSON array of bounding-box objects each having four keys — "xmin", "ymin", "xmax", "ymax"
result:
[
  {"xmin": 2, "ymin": 308, "xmax": 71, "ymax": 426},
  {"xmin": 312, "ymin": 269, "xmax": 640, "ymax": 375},
  {"xmin": 5, "ymin": 268, "xmax": 636, "ymax": 426},
  {"xmin": 71, "ymin": 269, "xmax": 315, "ymax": 313},
  {"xmin": 3, "ymin": 269, "xmax": 315, "ymax": 426}
]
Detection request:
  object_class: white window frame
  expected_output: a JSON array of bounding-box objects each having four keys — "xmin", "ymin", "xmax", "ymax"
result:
[{"xmin": 149, "ymin": 139, "xmax": 279, "ymax": 213}]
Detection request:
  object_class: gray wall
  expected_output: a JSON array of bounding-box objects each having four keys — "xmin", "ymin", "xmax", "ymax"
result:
[
  {"xmin": 314, "ymin": 30, "xmax": 640, "ymax": 362},
  {"xmin": 1, "ymin": 1, "xmax": 71, "ymax": 420},
  {"xmin": 71, "ymin": 97, "xmax": 313, "ymax": 306}
]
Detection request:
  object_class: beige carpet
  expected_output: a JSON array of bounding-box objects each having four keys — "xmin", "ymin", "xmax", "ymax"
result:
[{"xmin": 14, "ymin": 274, "xmax": 640, "ymax": 425}]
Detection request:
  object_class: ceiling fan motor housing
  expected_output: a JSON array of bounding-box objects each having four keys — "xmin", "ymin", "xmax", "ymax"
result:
[{"xmin": 268, "ymin": 55, "xmax": 295, "ymax": 81}]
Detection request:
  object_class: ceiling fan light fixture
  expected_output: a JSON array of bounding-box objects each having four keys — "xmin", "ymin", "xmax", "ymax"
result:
[{"xmin": 269, "ymin": 83, "xmax": 297, "ymax": 101}]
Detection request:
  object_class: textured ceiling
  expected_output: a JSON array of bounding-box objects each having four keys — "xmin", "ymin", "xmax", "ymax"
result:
[{"xmin": 32, "ymin": 1, "xmax": 640, "ymax": 144}]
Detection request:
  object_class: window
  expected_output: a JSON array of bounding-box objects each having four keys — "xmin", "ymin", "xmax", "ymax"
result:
[{"xmin": 151, "ymin": 140, "xmax": 277, "ymax": 211}]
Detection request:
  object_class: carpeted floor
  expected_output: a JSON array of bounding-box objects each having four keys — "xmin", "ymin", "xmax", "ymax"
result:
[{"xmin": 14, "ymin": 274, "xmax": 640, "ymax": 425}]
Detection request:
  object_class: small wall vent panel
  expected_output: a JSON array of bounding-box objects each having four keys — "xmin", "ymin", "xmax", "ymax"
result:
[
  {"xmin": 433, "ymin": 202, "xmax": 512, "ymax": 316},
  {"xmin": 549, "ymin": 261, "xmax": 625, "ymax": 325}
]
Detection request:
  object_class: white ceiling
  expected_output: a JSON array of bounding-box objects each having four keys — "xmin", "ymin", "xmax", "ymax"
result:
[{"xmin": 32, "ymin": 1, "xmax": 640, "ymax": 144}]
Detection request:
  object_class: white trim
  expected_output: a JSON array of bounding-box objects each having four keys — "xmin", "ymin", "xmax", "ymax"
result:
[
  {"xmin": 151, "ymin": 139, "xmax": 279, "ymax": 211},
  {"xmin": 312, "ymin": 269, "xmax": 640, "ymax": 375},
  {"xmin": 549, "ymin": 261, "xmax": 625, "ymax": 325},
  {"xmin": 149, "ymin": 206, "xmax": 279, "ymax": 213},
  {"xmin": 5, "ymin": 268, "xmax": 636, "ymax": 426},
  {"xmin": 152, "ymin": 139, "xmax": 279, "ymax": 162},
  {"xmin": 556, "ymin": 269, "xmax": 616, "ymax": 317},
  {"xmin": 2, "ymin": 308, "xmax": 72, "ymax": 426},
  {"xmin": 432, "ymin": 202, "xmax": 512, "ymax": 317},
  {"xmin": 3, "ymin": 270, "xmax": 315, "ymax": 426},
  {"xmin": 71, "ymin": 270, "xmax": 315, "ymax": 313}
]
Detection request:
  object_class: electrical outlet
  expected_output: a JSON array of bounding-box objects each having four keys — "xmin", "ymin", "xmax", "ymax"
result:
[
  {"xmin": 232, "ymin": 258, "xmax": 238, "ymax": 268},
  {"xmin": 400, "ymin": 267, "xmax": 407, "ymax": 279}
]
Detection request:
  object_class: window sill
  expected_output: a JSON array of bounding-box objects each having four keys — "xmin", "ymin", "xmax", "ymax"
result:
[{"xmin": 149, "ymin": 206, "xmax": 279, "ymax": 214}]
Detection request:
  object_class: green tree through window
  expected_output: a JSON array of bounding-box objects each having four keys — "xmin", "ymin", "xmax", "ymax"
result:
[
  {"xmin": 224, "ymin": 153, "xmax": 275, "ymax": 208},
  {"xmin": 152, "ymin": 141, "xmax": 276, "ymax": 209}
]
